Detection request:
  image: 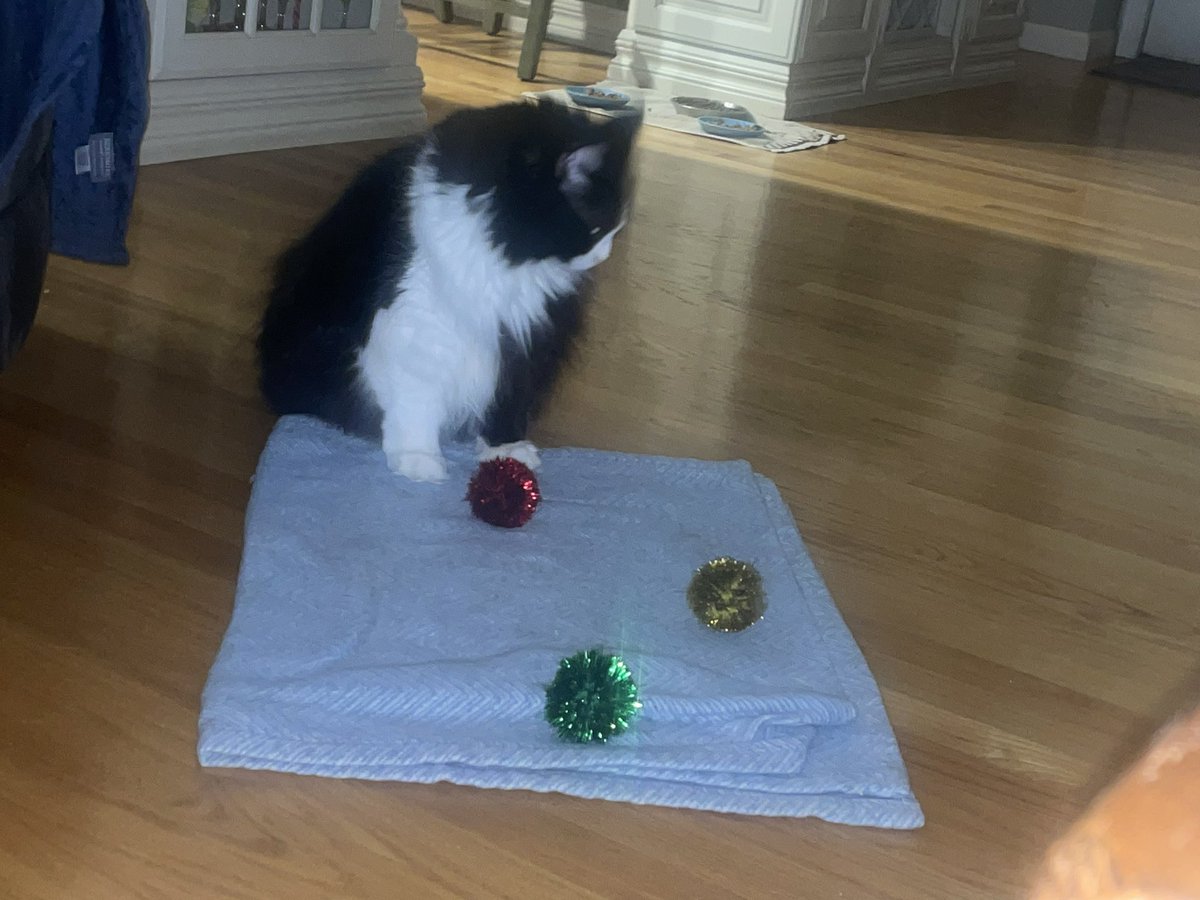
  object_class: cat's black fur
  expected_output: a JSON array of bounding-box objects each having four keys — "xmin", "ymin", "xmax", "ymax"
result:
[
  {"xmin": 257, "ymin": 101, "xmax": 637, "ymax": 455},
  {"xmin": 258, "ymin": 143, "xmax": 419, "ymax": 438}
]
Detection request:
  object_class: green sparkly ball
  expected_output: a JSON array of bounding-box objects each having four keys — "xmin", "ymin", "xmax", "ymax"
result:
[{"xmin": 544, "ymin": 649, "xmax": 642, "ymax": 744}]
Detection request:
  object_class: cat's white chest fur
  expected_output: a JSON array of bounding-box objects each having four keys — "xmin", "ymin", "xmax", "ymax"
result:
[{"xmin": 357, "ymin": 151, "xmax": 593, "ymax": 482}]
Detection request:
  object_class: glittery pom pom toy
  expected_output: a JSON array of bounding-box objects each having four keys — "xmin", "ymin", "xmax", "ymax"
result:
[
  {"xmin": 687, "ymin": 557, "xmax": 766, "ymax": 632},
  {"xmin": 466, "ymin": 457, "xmax": 540, "ymax": 528},
  {"xmin": 544, "ymin": 648, "xmax": 642, "ymax": 744}
]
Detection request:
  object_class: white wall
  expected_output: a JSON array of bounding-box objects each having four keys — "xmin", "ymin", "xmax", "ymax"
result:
[{"xmin": 1143, "ymin": 0, "xmax": 1200, "ymax": 63}]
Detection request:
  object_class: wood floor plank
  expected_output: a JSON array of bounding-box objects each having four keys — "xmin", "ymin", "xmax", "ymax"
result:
[{"xmin": 3, "ymin": 10, "xmax": 1199, "ymax": 897}]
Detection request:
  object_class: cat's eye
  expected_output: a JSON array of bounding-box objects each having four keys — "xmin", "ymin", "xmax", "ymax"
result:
[{"xmin": 590, "ymin": 227, "xmax": 602, "ymax": 235}]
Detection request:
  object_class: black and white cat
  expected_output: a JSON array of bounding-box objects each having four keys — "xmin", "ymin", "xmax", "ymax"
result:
[{"xmin": 258, "ymin": 100, "xmax": 638, "ymax": 482}]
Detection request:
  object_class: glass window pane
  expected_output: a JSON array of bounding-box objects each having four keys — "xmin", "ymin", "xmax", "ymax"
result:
[
  {"xmin": 321, "ymin": 0, "xmax": 373, "ymax": 30},
  {"xmin": 886, "ymin": 0, "xmax": 937, "ymax": 31},
  {"xmin": 885, "ymin": 0, "xmax": 955, "ymax": 37},
  {"xmin": 186, "ymin": 0, "xmax": 315, "ymax": 33},
  {"xmin": 185, "ymin": 0, "xmax": 247, "ymax": 33},
  {"xmin": 257, "ymin": 0, "xmax": 314, "ymax": 31}
]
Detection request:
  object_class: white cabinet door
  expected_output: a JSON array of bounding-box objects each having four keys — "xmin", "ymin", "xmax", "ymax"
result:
[
  {"xmin": 956, "ymin": 0, "xmax": 1023, "ymax": 78},
  {"xmin": 965, "ymin": 0, "xmax": 1022, "ymax": 38},
  {"xmin": 142, "ymin": 0, "xmax": 424, "ymax": 163},
  {"xmin": 867, "ymin": 0, "xmax": 956, "ymax": 92},
  {"xmin": 610, "ymin": 0, "xmax": 1022, "ymax": 119},
  {"xmin": 630, "ymin": 0, "xmax": 804, "ymax": 62},
  {"xmin": 799, "ymin": 0, "xmax": 884, "ymax": 64},
  {"xmin": 150, "ymin": 0, "xmax": 401, "ymax": 79}
]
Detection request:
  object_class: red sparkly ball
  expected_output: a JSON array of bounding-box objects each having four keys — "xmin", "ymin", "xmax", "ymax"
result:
[{"xmin": 466, "ymin": 457, "xmax": 540, "ymax": 528}]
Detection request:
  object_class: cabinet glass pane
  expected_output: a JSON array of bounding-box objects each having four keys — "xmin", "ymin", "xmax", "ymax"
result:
[
  {"xmin": 986, "ymin": 0, "xmax": 1020, "ymax": 14},
  {"xmin": 185, "ymin": 0, "xmax": 246, "ymax": 32},
  {"xmin": 256, "ymin": 0, "xmax": 314, "ymax": 31},
  {"xmin": 321, "ymin": 0, "xmax": 373, "ymax": 29},
  {"xmin": 186, "ymin": 0, "xmax": 314, "ymax": 33},
  {"xmin": 885, "ymin": 0, "xmax": 954, "ymax": 36},
  {"xmin": 886, "ymin": 0, "xmax": 937, "ymax": 31}
]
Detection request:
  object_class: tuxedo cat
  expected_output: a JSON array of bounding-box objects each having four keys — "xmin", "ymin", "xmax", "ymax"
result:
[{"xmin": 258, "ymin": 100, "xmax": 638, "ymax": 482}]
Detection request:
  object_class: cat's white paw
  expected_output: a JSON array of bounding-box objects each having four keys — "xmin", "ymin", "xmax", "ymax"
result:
[
  {"xmin": 386, "ymin": 449, "xmax": 448, "ymax": 483},
  {"xmin": 476, "ymin": 438, "xmax": 541, "ymax": 471}
]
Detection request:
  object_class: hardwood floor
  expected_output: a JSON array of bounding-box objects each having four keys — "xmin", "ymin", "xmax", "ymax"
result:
[{"xmin": 4, "ymin": 12, "xmax": 1200, "ymax": 898}]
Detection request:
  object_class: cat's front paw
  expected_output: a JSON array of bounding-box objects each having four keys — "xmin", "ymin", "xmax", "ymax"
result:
[
  {"xmin": 386, "ymin": 449, "xmax": 448, "ymax": 483},
  {"xmin": 476, "ymin": 438, "xmax": 541, "ymax": 471}
]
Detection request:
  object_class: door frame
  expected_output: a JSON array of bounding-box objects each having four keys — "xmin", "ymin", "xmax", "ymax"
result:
[{"xmin": 1116, "ymin": 0, "xmax": 1153, "ymax": 58}]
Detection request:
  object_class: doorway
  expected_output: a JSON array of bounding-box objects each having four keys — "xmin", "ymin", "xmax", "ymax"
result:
[{"xmin": 1101, "ymin": 0, "xmax": 1200, "ymax": 94}]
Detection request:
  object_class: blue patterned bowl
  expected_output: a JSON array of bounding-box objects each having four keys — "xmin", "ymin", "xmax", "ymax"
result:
[
  {"xmin": 566, "ymin": 85, "xmax": 631, "ymax": 110},
  {"xmin": 697, "ymin": 116, "xmax": 766, "ymax": 138}
]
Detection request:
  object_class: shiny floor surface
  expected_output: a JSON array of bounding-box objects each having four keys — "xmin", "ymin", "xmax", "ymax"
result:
[{"xmin": 3, "ymin": 14, "xmax": 1199, "ymax": 898}]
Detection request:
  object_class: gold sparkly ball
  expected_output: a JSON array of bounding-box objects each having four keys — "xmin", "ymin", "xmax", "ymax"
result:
[{"xmin": 687, "ymin": 557, "xmax": 766, "ymax": 632}]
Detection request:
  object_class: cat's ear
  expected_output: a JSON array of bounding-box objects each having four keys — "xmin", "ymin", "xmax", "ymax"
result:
[{"xmin": 557, "ymin": 144, "xmax": 606, "ymax": 196}]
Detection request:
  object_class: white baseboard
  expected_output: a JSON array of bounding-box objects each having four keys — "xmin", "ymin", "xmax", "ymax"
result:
[
  {"xmin": 1019, "ymin": 22, "xmax": 1116, "ymax": 62},
  {"xmin": 142, "ymin": 64, "xmax": 427, "ymax": 165}
]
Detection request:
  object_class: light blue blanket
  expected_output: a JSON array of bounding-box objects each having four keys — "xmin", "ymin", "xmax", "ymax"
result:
[{"xmin": 199, "ymin": 417, "xmax": 923, "ymax": 828}]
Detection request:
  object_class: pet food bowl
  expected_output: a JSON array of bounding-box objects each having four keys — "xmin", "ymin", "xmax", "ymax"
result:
[
  {"xmin": 672, "ymin": 97, "xmax": 755, "ymax": 122},
  {"xmin": 697, "ymin": 116, "xmax": 766, "ymax": 139},
  {"xmin": 566, "ymin": 85, "xmax": 631, "ymax": 109}
]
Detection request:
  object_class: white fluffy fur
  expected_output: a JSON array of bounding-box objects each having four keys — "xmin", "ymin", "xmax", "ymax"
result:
[
  {"xmin": 476, "ymin": 437, "xmax": 542, "ymax": 471},
  {"xmin": 357, "ymin": 146, "xmax": 620, "ymax": 483}
]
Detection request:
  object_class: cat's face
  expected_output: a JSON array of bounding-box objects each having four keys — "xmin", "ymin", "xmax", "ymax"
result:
[{"xmin": 429, "ymin": 101, "xmax": 639, "ymax": 267}]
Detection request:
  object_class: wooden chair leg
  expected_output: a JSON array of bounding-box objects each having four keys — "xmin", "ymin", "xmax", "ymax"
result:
[
  {"xmin": 518, "ymin": 0, "xmax": 552, "ymax": 81},
  {"xmin": 431, "ymin": 0, "xmax": 454, "ymax": 23}
]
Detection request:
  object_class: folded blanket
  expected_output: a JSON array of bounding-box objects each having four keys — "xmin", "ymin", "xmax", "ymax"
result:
[{"xmin": 199, "ymin": 417, "xmax": 922, "ymax": 827}]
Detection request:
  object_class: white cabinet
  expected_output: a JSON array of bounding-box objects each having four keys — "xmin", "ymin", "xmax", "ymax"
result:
[
  {"xmin": 609, "ymin": 0, "xmax": 1024, "ymax": 119},
  {"xmin": 143, "ymin": 0, "xmax": 426, "ymax": 163}
]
